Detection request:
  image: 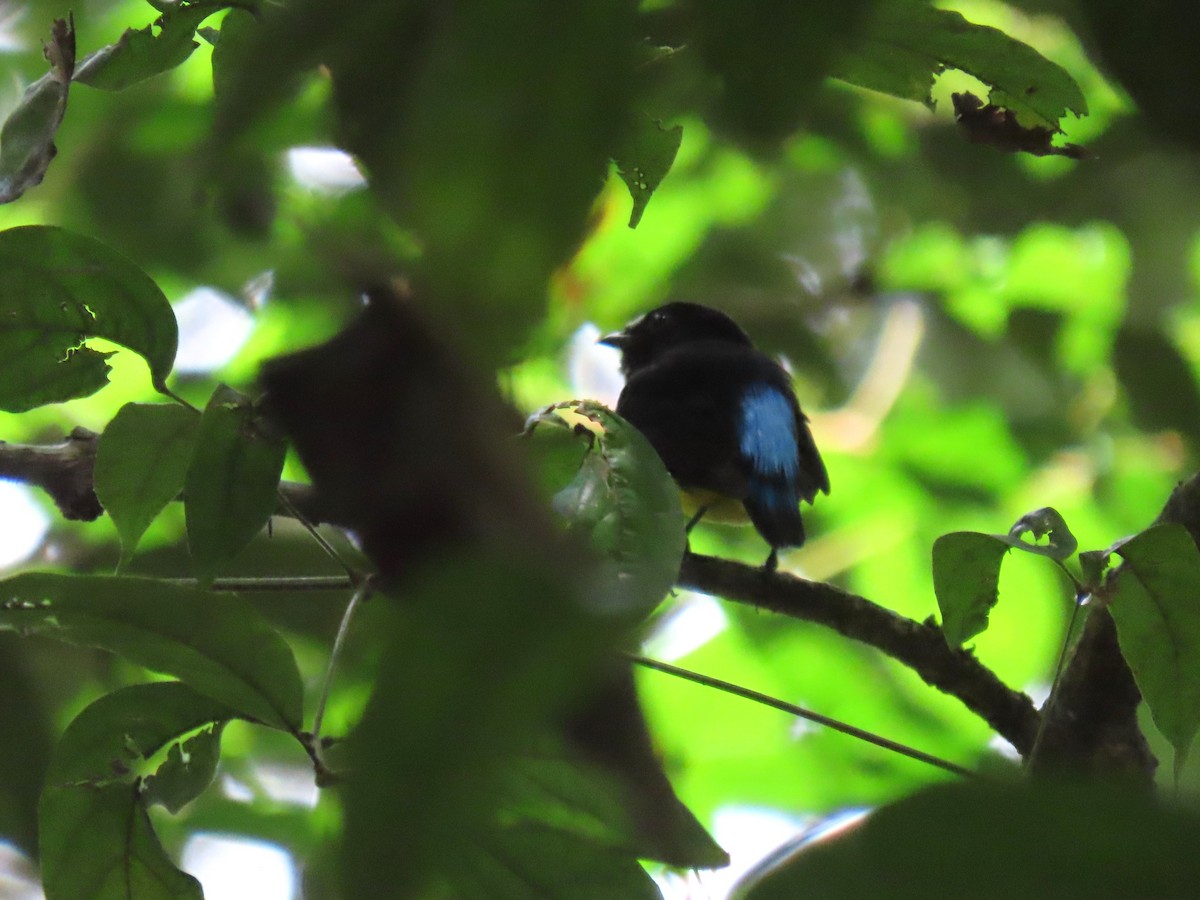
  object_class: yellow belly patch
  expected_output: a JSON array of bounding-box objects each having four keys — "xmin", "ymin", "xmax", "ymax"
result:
[{"xmin": 680, "ymin": 488, "xmax": 751, "ymax": 525}]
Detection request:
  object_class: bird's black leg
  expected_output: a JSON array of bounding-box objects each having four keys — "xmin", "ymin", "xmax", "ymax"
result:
[
  {"xmin": 763, "ymin": 548, "xmax": 779, "ymax": 572},
  {"xmin": 684, "ymin": 504, "xmax": 710, "ymax": 534}
]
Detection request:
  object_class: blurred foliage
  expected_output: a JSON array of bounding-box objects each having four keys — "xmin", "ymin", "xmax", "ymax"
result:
[{"xmin": 0, "ymin": 0, "xmax": 1199, "ymax": 897}]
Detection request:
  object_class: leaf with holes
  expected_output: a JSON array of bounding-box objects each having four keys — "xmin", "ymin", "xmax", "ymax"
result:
[
  {"xmin": 185, "ymin": 385, "xmax": 287, "ymax": 585},
  {"xmin": 95, "ymin": 403, "xmax": 199, "ymax": 567},
  {"xmin": 932, "ymin": 531, "xmax": 1009, "ymax": 646},
  {"xmin": 0, "ymin": 572, "xmax": 303, "ymax": 732},
  {"xmin": 0, "ymin": 226, "xmax": 178, "ymax": 411},
  {"xmin": 614, "ymin": 117, "xmax": 682, "ymax": 228},
  {"xmin": 48, "ymin": 681, "xmax": 234, "ymax": 788},
  {"xmin": 1109, "ymin": 523, "xmax": 1200, "ymax": 779},
  {"xmin": 833, "ymin": 1, "xmax": 1086, "ymax": 130},
  {"xmin": 143, "ymin": 723, "xmax": 225, "ymax": 814},
  {"xmin": 74, "ymin": 1, "xmax": 230, "ymax": 91},
  {"xmin": 1003, "ymin": 506, "xmax": 1078, "ymax": 560}
]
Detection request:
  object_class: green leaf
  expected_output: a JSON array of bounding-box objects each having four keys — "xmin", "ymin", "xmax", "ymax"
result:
[
  {"xmin": 393, "ymin": 0, "xmax": 635, "ymax": 357},
  {"xmin": 1109, "ymin": 523, "xmax": 1200, "ymax": 777},
  {"xmin": 342, "ymin": 556, "xmax": 628, "ymax": 898},
  {"xmin": 0, "ymin": 225, "xmax": 179, "ymax": 411},
  {"xmin": 932, "ymin": 531, "xmax": 1008, "ymax": 645},
  {"xmin": 40, "ymin": 783, "xmax": 202, "ymax": 900},
  {"xmin": 1003, "ymin": 506, "xmax": 1078, "ymax": 560},
  {"xmin": 211, "ymin": 8, "xmax": 258, "ymax": 104},
  {"xmin": 456, "ymin": 822, "xmax": 663, "ymax": 899},
  {"xmin": 0, "ymin": 572, "xmax": 303, "ymax": 732},
  {"xmin": 522, "ymin": 409, "xmax": 593, "ymax": 502},
  {"xmin": 74, "ymin": 1, "xmax": 228, "ymax": 91},
  {"xmin": 735, "ymin": 780, "xmax": 1200, "ymax": 899},
  {"xmin": 833, "ymin": 2, "xmax": 1087, "ymax": 129},
  {"xmin": 527, "ymin": 401, "xmax": 686, "ymax": 621},
  {"xmin": 144, "ymin": 723, "xmax": 225, "ymax": 814},
  {"xmin": 692, "ymin": 0, "xmax": 871, "ymax": 146},
  {"xmin": 215, "ymin": 1, "xmax": 636, "ymax": 358},
  {"xmin": 95, "ymin": 403, "xmax": 200, "ymax": 567},
  {"xmin": 185, "ymin": 385, "xmax": 287, "ymax": 584},
  {"xmin": 48, "ymin": 682, "xmax": 233, "ymax": 787},
  {"xmin": 0, "ymin": 18, "xmax": 73, "ymax": 204},
  {"xmin": 614, "ymin": 117, "xmax": 683, "ymax": 229},
  {"xmin": 504, "ymin": 736, "xmax": 727, "ymax": 869}
]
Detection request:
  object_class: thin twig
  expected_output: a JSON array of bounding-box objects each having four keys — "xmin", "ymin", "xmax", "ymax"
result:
[
  {"xmin": 167, "ymin": 575, "xmax": 355, "ymax": 592},
  {"xmin": 1027, "ymin": 595, "xmax": 1086, "ymax": 769},
  {"xmin": 311, "ymin": 578, "xmax": 374, "ymax": 763},
  {"xmin": 276, "ymin": 486, "xmax": 360, "ymax": 581},
  {"xmin": 679, "ymin": 552, "xmax": 1040, "ymax": 756},
  {"xmin": 628, "ymin": 653, "xmax": 979, "ymax": 779}
]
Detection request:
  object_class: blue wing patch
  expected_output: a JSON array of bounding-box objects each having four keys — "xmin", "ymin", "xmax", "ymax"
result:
[{"xmin": 739, "ymin": 384, "xmax": 799, "ymax": 511}]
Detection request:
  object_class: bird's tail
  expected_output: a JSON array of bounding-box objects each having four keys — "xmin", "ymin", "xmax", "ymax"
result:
[{"xmin": 744, "ymin": 477, "xmax": 805, "ymax": 550}]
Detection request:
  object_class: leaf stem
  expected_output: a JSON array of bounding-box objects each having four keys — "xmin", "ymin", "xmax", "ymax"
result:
[
  {"xmin": 311, "ymin": 578, "xmax": 374, "ymax": 770},
  {"xmin": 627, "ymin": 653, "xmax": 979, "ymax": 779},
  {"xmin": 275, "ymin": 486, "xmax": 360, "ymax": 581},
  {"xmin": 159, "ymin": 384, "xmax": 200, "ymax": 413}
]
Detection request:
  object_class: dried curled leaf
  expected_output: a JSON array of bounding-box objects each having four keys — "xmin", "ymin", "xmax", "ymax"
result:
[{"xmin": 0, "ymin": 17, "xmax": 75, "ymax": 203}]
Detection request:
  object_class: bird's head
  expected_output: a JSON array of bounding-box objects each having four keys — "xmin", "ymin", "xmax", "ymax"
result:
[{"xmin": 599, "ymin": 302, "xmax": 752, "ymax": 375}]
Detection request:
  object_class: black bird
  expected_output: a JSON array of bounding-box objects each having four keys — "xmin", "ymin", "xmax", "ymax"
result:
[{"xmin": 600, "ymin": 302, "xmax": 829, "ymax": 570}]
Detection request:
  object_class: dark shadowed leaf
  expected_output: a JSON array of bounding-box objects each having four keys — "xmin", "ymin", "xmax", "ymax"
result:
[
  {"xmin": 735, "ymin": 780, "xmax": 1200, "ymax": 899},
  {"xmin": 144, "ymin": 723, "xmax": 226, "ymax": 813},
  {"xmin": 217, "ymin": 1, "xmax": 635, "ymax": 358},
  {"xmin": 346, "ymin": 2, "xmax": 636, "ymax": 358},
  {"xmin": 503, "ymin": 750, "xmax": 645, "ymax": 851},
  {"xmin": 833, "ymin": 1, "xmax": 1086, "ymax": 129},
  {"xmin": 0, "ymin": 226, "xmax": 179, "ymax": 411},
  {"xmin": 1109, "ymin": 523, "xmax": 1200, "ymax": 777},
  {"xmin": 0, "ymin": 573, "xmax": 303, "ymax": 731},
  {"xmin": 40, "ymin": 783, "xmax": 202, "ymax": 900},
  {"xmin": 551, "ymin": 673, "xmax": 727, "ymax": 869},
  {"xmin": 74, "ymin": 1, "xmax": 228, "ymax": 91},
  {"xmin": 48, "ymin": 681, "xmax": 234, "ymax": 787},
  {"xmin": 692, "ymin": 0, "xmax": 871, "ymax": 147},
  {"xmin": 95, "ymin": 403, "xmax": 200, "ymax": 567},
  {"xmin": 526, "ymin": 401, "xmax": 686, "ymax": 622},
  {"xmin": 932, "ymin": 531, "xmax": 1009, "ymax": 645},
  {"xmin": 185, "ymin": 385, "xmax": 287, "ymax": 584},
  {"xmin": 341, "ymin": 557, "xmax": 626, "ymax": 898},
  {"xmin": 0, "ymin": 18, "xmax": 73, "ymax": 204},
  {"xmin": 455, "ymin": 822, "xmax": 663, "ymax": 899},
  {"xmin": 211, "ymin": 8, "xmax": 259, "ymax": 103},
  {"xmin": 615, "ymin": 117, "xmax": 683, "ymax": 228},
  {"xmin": 0, "ymin": 637, "xmax": 53, "ymax": 853},
  {"xmin": 1113, "ymin": 325, "xmax": 1200, "ymax": 446}
]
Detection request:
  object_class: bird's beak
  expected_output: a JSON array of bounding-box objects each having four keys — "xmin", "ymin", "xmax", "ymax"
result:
[{"xmin": 598, "ymin": 331, "xmax": 627, "ymax": 349}]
